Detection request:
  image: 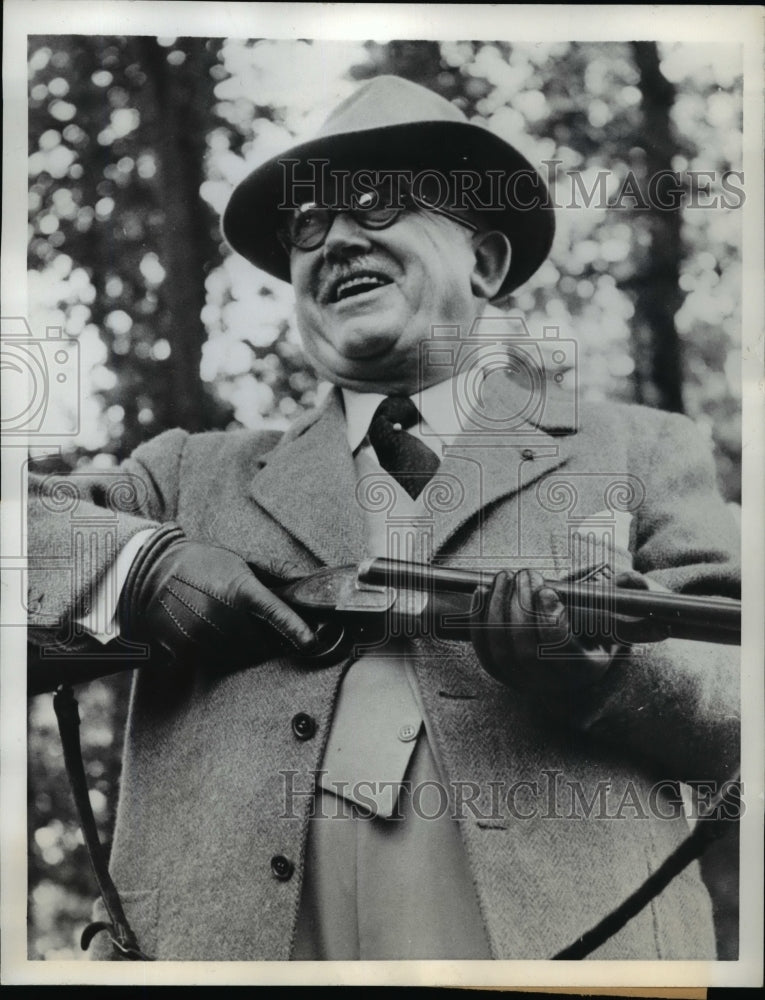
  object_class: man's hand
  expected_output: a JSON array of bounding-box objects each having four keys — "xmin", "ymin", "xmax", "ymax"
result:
[
  {"xmin": 120, "ymin": 525, "xmax": 316, "ymax": 666},
  {"xmin": 469, "ymin": 568, "xmax": 649, "ymax": 698}
]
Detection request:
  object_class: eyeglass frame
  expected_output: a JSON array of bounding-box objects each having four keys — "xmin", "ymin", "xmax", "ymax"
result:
[{"xmin": 276, "ymin": 188, "xmax": 479, "ymax": 253}]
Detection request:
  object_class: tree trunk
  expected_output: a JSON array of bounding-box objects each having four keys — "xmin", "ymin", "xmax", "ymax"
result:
[
  {"xmin": 629, "ymin": 41, "xmax": 685, "ymax": 413},
  {"xmin": 135, "ymin": 38, "xmax": 215, "ymax": 432}
]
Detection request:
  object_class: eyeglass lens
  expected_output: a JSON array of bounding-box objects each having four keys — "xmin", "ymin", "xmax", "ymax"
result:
[{"xmin": 283, "ymin": 190, "xmax": 404, "ymax": 250}]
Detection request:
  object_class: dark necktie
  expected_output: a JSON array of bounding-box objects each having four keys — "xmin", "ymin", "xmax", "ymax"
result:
[{"xmin": 367, "ymin": 395, "xmax": 440, "ymax": 500}]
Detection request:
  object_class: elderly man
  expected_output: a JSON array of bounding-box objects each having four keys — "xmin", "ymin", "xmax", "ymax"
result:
[{"xmin": 28, "ymin": 76, "xmax": 740, "ymax": 962}]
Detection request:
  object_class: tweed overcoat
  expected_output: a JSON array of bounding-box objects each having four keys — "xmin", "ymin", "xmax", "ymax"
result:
[{"xmin": 28, "ymin": 376, "xmax": 741, "ymax": 961}]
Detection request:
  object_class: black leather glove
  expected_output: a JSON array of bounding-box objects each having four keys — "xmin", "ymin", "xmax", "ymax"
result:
[
  {"xmin": 469, "ymin": 568, "xmax": 653, "ymax": 697},
  {"xmin": 119, "ymin": 525, "xmax": 316, "ymax": 666}
]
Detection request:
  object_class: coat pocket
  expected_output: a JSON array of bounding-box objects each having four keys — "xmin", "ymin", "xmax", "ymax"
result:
[
  {"xmin": 86, "ymin": 888, "xmax": 159, "ymax": 961},
  {"xmin": 550, "ymin": 512, "xmax": 635, "ymax": 581}
]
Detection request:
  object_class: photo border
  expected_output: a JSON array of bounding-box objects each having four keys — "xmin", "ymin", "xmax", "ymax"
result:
[{"xmin": 2, "ymin": 1, "xmax": 763, "ymax": 989}]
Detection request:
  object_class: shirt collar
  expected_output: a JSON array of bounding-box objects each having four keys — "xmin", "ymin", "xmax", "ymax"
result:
[{"xmin": 341, "ymin": 373, "xmax": 467, "ymax": 452}]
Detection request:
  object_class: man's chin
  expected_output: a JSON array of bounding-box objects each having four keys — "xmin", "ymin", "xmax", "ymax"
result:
[
  {"xmin": 304, "ymin": 329, "xmax": 414, "ymax": 392},
  {"xmin": 331, "ymin": 329, "xmax": 398, "ymax": 361}
]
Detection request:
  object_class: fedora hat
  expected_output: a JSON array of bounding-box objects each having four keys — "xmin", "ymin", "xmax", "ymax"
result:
[{"xmin": 222, "ymin": 75, "xmax": 555, "ymax": 297}]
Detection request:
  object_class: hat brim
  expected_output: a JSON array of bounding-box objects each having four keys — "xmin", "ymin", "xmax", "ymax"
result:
[{"xmin": 221, "ymin": 120, "xmax": 555, "ymax": 297}]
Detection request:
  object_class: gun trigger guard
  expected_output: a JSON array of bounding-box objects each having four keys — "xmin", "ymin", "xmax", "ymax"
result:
[{"xmin": 299, "ymin": 621, "xmax": 350, "ymax": 666}]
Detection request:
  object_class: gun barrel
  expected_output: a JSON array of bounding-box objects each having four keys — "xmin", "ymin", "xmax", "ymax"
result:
[{"xmin": 358, "ymin": 558, "xmax": 741, "ymax": 643}]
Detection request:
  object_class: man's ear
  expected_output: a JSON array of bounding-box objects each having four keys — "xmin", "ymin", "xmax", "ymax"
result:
[{"xmin": 470, "ymin": 230, "xmax": 512, "ymax": 300}]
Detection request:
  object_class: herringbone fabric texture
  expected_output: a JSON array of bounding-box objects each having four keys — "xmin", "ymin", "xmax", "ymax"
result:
[{"xmin": 367, "ymin": 396, "xmax": 440, "ymax": 499}]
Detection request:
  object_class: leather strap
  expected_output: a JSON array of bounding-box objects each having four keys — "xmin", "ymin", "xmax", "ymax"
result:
[
  {"xmin": 553, "ymin": 776, "xmax": 741, "ymax": 959},
  {"xmin": 53, "ymin": 685, "xmax": 153, "ymax": 960}
]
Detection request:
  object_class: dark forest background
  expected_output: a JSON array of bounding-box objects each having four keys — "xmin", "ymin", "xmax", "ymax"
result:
[{"xmin": 26, "ymin": 37, "xmax": 742, "ymax": 959}]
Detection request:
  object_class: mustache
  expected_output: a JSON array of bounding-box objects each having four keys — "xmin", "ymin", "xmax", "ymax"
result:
[{"xmin": 314, "ymin": 257, "xmax": 396, "ymax": 304}]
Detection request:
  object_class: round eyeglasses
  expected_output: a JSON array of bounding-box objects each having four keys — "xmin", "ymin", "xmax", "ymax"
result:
[{"xmin": 277, "ymin": 190, "xmax": 477, "ymax": 252}]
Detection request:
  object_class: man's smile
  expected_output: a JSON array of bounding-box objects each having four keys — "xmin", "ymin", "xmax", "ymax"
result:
[{"xmin": 319, "ymin": 266, "xmax": 396, "ymax": 305}]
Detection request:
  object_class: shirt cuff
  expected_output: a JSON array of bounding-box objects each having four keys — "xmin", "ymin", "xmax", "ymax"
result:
[{"xmin": 74, "ymin": 528, "xmax": 157, "ymax": 644}]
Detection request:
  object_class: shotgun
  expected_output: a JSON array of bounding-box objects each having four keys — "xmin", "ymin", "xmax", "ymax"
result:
[
  {"xmin": 27, "ymin": 557, "xmax": 740, "ymax": 694},
  {"xmin": 275, "ymin": 557, "xmax": 741, "ymax": 660}
]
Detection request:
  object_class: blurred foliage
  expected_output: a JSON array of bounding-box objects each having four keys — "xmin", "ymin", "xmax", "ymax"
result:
[
  {"xmin": 28, "ymin": 35, "xmax": 234, "ymax": 456},
  {"xmin": 27, "ymin": 37, "xmax": 742, "ymax": 959}
]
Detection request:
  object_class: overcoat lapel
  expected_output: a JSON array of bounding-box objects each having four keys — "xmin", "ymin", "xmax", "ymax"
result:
[
  {"xmin": 427, "ymin": 373, "xmax": 576, "ymax": 556},
  {"xmin": 247, "ymin": 375, "xmax": 577, "ymax": 566},
  {"xmin": 247, "ymin": 388, "xmax": 366, "ymax": 566},
  {"xmin": 429, "ymin": 434, "xmax": 569, "ymax": 556}
]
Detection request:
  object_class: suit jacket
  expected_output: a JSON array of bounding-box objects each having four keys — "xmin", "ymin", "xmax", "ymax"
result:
[{"xmin": 28, "ymin": 376, "xmax": 741, "ymax": 961}]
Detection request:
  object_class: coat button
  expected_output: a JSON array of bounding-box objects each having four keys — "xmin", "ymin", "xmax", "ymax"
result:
[
  {"xmin": 291, "ymin": 713, "xmax": 316, "ymax": 740},
  {"xmin": 521, "ymin": 448, "xmax": 535, "ymax": 460},
  {"xmin": 270, "ymin": 855, "xmax": 294, "ymax": 881},
  {"xmin": 398, "ymin": 723, "xmax": 419, "ymax": 742}
]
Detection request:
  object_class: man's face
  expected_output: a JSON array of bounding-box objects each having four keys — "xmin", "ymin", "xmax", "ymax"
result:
[{"xmin": 288, "ymin": 206, "xmax": 486, "ymax": 395}]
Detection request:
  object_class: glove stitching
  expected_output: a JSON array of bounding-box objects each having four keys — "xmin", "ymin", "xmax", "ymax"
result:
[
  {"xmin": 173, "ymin": 574, "xmax": 237, "ymax": 609},
  {"xmin": 246, "ymin": 613, "xmax": 302, "ymax": 649},
  {"xmin": 172, "ymin": 574, "xmax": 303, "ymax": 650},
  {"xmin": 158, "ymin": 599, "xmax": 194, "ymax": 641},
  {"xmin": 165, "ymin": 583, "xmax": 226, "ymax": 633}
]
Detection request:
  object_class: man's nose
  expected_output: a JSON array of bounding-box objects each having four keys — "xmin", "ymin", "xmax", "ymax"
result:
[{"xmin": 322, "ymin": 211, "xmax": 372, "ymax": 258}]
